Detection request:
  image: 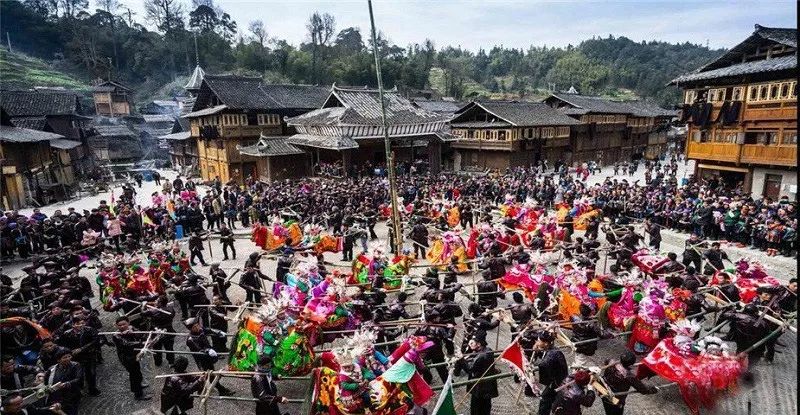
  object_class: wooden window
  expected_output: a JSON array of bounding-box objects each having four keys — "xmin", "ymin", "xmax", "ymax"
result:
[
  {"xmin": 759, "ymin": 85, "xmax": 769, "ymax": 101},
  {"xmin": 731, "ymin": 87, "xmax": 744, "ymax": 101},
  {"xmin": 783, "ymin": 130, "xmax": 797, "ymax": 145},
  {"xmin": 708, "ymin": 88, "xmax": 726, "ymax": 103},
  {"xmin": 684, "ymin": 90, "xmax": 697, "ymax": 104},
  {"xmin": 769, "ymin": 84, "xmax": 781, "ymax": 100},
  {"xmin": 790, "ymin": 82, "xmax": 797, "ymax": 99},
  {"xmin": 498, "ymin": 130, "xmax": 506, "ymax": 141},
  {"xmin": 747, "ymin": 86, "xmax": 758, "ymax": 101},
  {"xmin": 780, "ymin": 82, "xmax": 791, "ymax": 99}
]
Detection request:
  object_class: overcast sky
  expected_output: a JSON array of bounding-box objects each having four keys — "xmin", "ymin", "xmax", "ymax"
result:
[{"xmin": 102, "ymin": 0, "xmax": 797, "ymax": 51}]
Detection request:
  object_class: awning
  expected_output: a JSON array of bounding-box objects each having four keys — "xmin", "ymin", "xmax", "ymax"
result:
[
  {"xmin": 697, "ymin": 163, "xmax": 750, "ymax": 173},
  {"xmin": 160, "ymin": 131, "xmax": 191, "ymax": 141},
  {"xmin": 287, "ymin": 134, "xmax": 359, "ymax": 151},
  {"xmin": 182, "ymin": 105, "xmax": 228, "ymax": 118},
  {"xmin": 49, "ymin": 139, "xmax": 82, "ymax": 149},
  {"xmin": 0, "ymin": 125, "xmax": 63, "ymax": 143}
]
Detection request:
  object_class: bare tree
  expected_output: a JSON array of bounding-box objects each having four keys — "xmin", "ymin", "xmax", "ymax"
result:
[
  {"xmin": 248, "ymin": 20, "xmax": 267, "ymax": 47},
  {"xmin": 144, "ymin": 0, "xmax": 185, "ymax": 34},
  {"xmin": 306, "ymin": 11, "xmax": 335, "ymax": 84},
  {"xmin": 97, "ymin": 0, "xmax": 120, "ymax": 71}
]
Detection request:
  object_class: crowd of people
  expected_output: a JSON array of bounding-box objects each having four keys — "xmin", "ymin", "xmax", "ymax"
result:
[{"xmin": 1, "ymin": 155, "xmax": 797, "ymax": 415}]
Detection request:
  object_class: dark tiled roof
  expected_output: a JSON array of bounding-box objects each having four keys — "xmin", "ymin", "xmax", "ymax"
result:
[
  {"xmin": 183, "ymin": 105, "xmax": 228, "ymax": 118},
  {"xmin": 200, "ymin": 75, "xmax": 328, "ymax": 110},
  {"xmin": 475, "ymin": 101, "xmax": 581, "ymax": 126},
  {"xmin": 92, "ymin": 124, "xmax": 137, "ymax": 137},
  {"xmin": 160, "ymin": 131, "xmax": 191, "ymax": 140},
  {"xmin": 449, "ymin": 120, "xmax": 513, "ymax": 128},
  {"xmin": 546, "ymin": 94, "xmax": 634, "ymax": 115},
  {"xmin": 287, "ymin": 133, "xmax": 359, "ymax": 150},
  {"xmin": 671, "ymin": 25, "xmax": 797, "ymax": 85},
  {"xmin": 613, "ymin": 100, "xmax": 677, "ymax": 117},
  {"xmin": 10, "ymin": 116, "xmax": 48, "ymax": 130},
  {"xmin": 0, "ymin": 90, "xmax": 80, "ymax": 117},
  {"xmin": 0, "ymin": 125, "xmax": 63, "ymax": 143},
  {"xmin": 261, "ymin": 84, "xmax": 329, "ymax": 109},
  {"xmin": 671, "ymin": 55, "xmax": 796, "ymax": 84},
  {"xmin": 411, "ymin": 99, "xmax": 464, "ymax": 114},
  {"xmin": 92, "ymin": 80, "xmax": 132, "ymax": 92},
  {"xmin": 239, "ymin": 135, "xmax": 305, "ymax": 157},
  {"xmin": 288, "ymin": 86, "xmax": 448, "ymax": 127}
]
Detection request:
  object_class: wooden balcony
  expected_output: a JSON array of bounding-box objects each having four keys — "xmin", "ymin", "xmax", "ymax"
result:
[
  {"xmin": 220, "ymin": 125, "xmax": 280, "ymax": 138},
  {"xmin": 740, "ymin": 144, "xmax": 797, "ymax": 166},
  {"xmin": 741, "ymin": 103, "xmax": 797, "ymax": 122},
  {"xmin": 686, "ymin": 141, "xmax": 740, "ymax": 163},
  {"xmin": 450, "ymin": 139, "xmax": 513, "ymax": 151}
]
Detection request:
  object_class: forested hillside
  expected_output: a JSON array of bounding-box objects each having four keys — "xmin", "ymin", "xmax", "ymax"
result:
[{"xmin": 0, "ymin": 0, "xmax": 724, "ymax": 107}]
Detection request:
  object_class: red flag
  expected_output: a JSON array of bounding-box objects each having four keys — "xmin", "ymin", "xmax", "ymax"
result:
[{"xmin": 500, "ymin": 338, "xmax": 535, "ymax": 390}]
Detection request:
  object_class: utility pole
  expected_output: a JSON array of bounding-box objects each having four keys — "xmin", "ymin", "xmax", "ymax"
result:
[
  {"xmin": 6, "ymin": 32, "xmax": 11, "ymax": 52},
  {"xmin": 367, "ymin": 0, "xmax": 403, "ymax": 253}
]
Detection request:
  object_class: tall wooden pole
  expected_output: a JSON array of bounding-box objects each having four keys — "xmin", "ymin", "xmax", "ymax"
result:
[{"xmin": 368, "ymin": 0, "xmax": 403, "ymax": 253}]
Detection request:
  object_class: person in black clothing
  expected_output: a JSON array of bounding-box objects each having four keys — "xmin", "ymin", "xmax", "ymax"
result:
[
  {"xmin": 175, "ymin": 275, "xmax": 210, "ymax": 324},
  {"xmin": 159, "ymin": 356, "xmax": 205, "ymax": 415},
  {"xmin": 476, "ymin": 270, "xmax": 505, "ymax": 311},
  {"xmin": 777, "ymin": 278, "xmax": 797, "ymax": 314},
  {"xmin": 600, "ymin": 351, "xmax": 658, "ymax": 415},
  {"xmin": 551, "ymin": 369, "xmax": 596, "ymax": 415},
  {"xmin": 240, "ymin": 264, "xmax": 271, "ymax": 304},
  {"xmin": 460, "ymin": 203, "xmax": 474, "ymax": 229},
  {"xmin": 188, "ymin": 232, "xmax": 207, "ymax": 266},
  {"xmin": 219, "ymin": 223, "xmax": 236, "ymax": 260},
  {"xmin": 184, "ymin": 318, "xmax": 233, "ymax": 396},
  {"xmin": 209, "ymin": 263, "xmax": 230, "ymax": 303},
  {"xmin": 56, "ymin": 317, "xmax": 100, "ymax": 396},
  {"xmin": 141, "ymin": 295, "xmax": 176, "ymax": 367},
  {"xmin": 570, "ymin": 304, "xmax": 603, "ymax": 357},
  {"xmin": 208, "ymin": 296, "xmax": 229, "ymax": 353},
  {"xmin": 533, "ymin": 331, "xmax": 568, "ymax": 415},
  {"xmin": 682, "ymin": 234, "xmax": 704, "ymax": 271},
  {"xmin": 1, "ymin": 392, "xmax": 66, "ymax": 415},
  {"xmin": 1, "ymin": 356, "xmax": 38, "ymax": 390},
  {"xmin": 251, "ymin": 355, "xmax": 288, "ymax": 415},
  {"xmin": 341, "ymin": 224, "xmax": 355, "ymax": 261},
  {"xmin": 703, "ymin": 242, "xmax": 729, "ymax": 274},
  {"xmin": 42, "ymin": 350, "xmax": 83, "ymax": 415},
  {"xmin": 461, "ymin": 303, "xmax": 500, "ymax": 354},
  {"xmin": 275, "ymin": 249, "xmax": 293, "ymax": 285},
  {"xmin": 509, "ymin": 292, "xmax": 534, "ymax": 337},
  {"xmin": 414, "ymin": 311, "xmax": 450, "ymax": 384},
  {"xmin": 409, "ymin": 221, "xmax": 429, "ymax": 258},
  {"xmin": 456, "ymin": 332, "xmax": 498, "ymax": 415},
  {"xmin": 644, "ymin": 218, "xmax": 661, "ymax": 251},
  {"xmin": 39, "ymin": 339, "xmax": 70, "ymax": 370},
  {"xmin": 111, "ymin": 316, "xmax": 151, "ymax": 400}
]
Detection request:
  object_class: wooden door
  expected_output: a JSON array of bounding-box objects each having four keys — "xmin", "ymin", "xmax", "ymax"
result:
[{"xmin": 763, "ymin": 174, "xmax": 782, "ymax": 199}]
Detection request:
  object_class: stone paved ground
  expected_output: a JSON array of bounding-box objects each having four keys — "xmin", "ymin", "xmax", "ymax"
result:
[{"xmin": 5, "ymin": 166, "xmax": 796, "ymax": 415}]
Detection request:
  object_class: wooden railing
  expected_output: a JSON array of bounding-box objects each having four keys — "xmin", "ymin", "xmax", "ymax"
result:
[
  {"xmin": 449, "ymin": 139, "xmax": 513, "ymax": 151},
  {"xmin": 741, "ymin": 104, "xmax": 797, "ymax": 122},
  {"xmin": 686, "ymin": 141, "xmax": 740, "ymax": 163},
  {"xmin": 740, "ymin": 144, "xmax": 797, "ymax": 166},
  {"xmin": 221, "ymin": 125, "xmax": 280, "ymax": 138}
]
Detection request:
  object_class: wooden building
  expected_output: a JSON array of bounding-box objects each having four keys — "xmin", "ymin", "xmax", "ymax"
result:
[
  {"xmin": 183, "ymin": 75, "xmax": 328, "ymax": 183},
  {"xmin": 0, "ymin": 90, "xmax": 90, "ymax": 196},
  {"xmin": 238, "ymin": 135, "xmax": 309, "ymax": 181},
  {"xmin": 447, "ymin": 101, "xmax": 579, "ymax": 171},
  {"xmin": 542, "ymin": 93, "xmax": 675, "ymax": 165},
  {"xmin": 86, "ymin": 123, "xmax": 143, "ymax": 167},
  {"xmin": 0, "ymin": 108, "xmax": 70, "ymax": 209},
  {"xmin": 671, "ymin": 25, "xmax": 797, "ymax": 199},
  {"xmin": 92, "ymin": 80, "xmax": 133, "ymax": 117},
  {"xmin": 286, "ymin": 85, "xmax": 449, "ymax": 175}
]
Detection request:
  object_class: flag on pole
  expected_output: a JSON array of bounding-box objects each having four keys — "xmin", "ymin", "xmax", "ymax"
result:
[
  {"xmin": 431, "ymin": 370, "xmax": 457, "ymax": 415},
  {"xmin": 142, "ymin": 214, "xmax": 154, "ymax": 227},
  {"xmin": 500, "ymin": 338, "xmax": 535, "ymax": 390}
]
